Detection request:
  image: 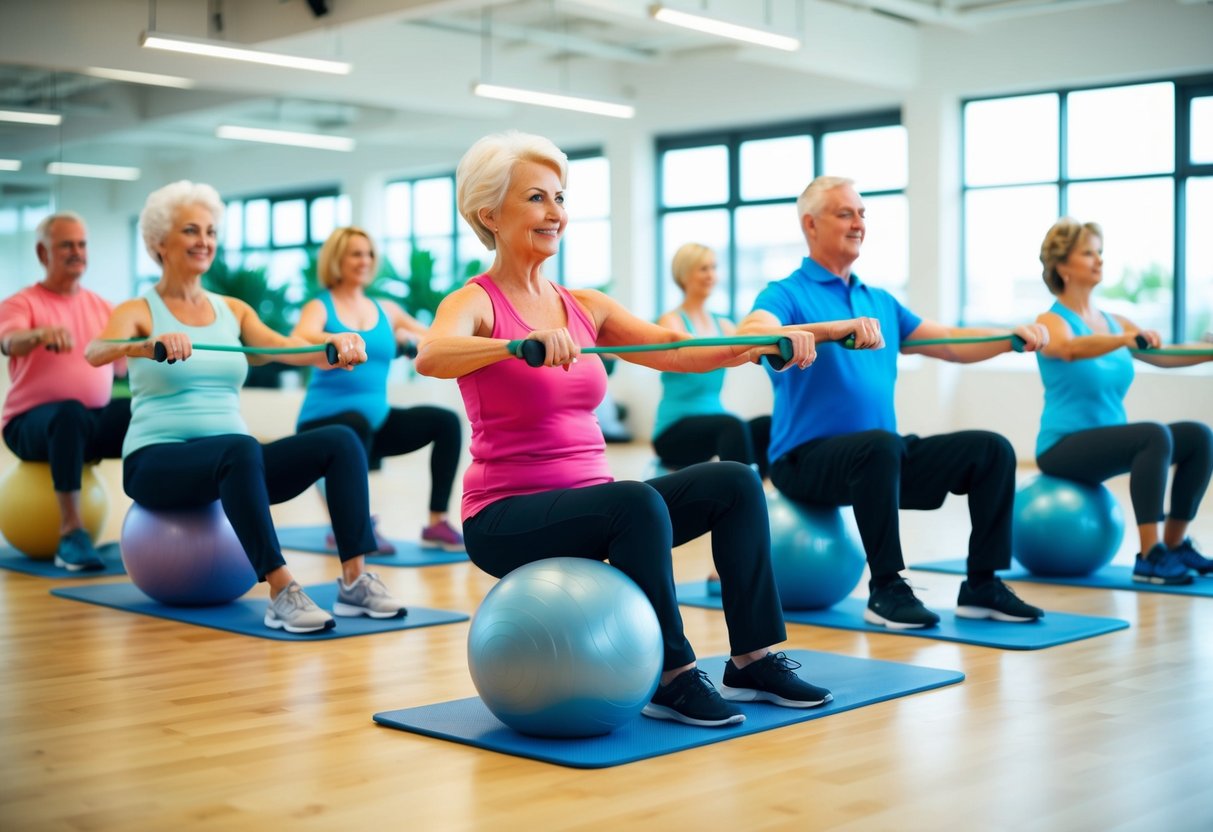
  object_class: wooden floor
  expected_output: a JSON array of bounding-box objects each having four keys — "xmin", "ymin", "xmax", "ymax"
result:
[{"xmin": 2, "ymin": 442, "xmax": 1211, "ymax": 832}]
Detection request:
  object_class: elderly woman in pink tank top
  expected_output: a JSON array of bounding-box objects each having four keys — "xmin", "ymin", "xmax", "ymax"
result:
[{"xmin": 415, "ymin": 131, "xmax": 829, "ymax": 728}]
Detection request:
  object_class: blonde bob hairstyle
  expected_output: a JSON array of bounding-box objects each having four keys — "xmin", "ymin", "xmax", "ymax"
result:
[
  {"xmin": 1039, "ymin": 217, "xmax": 1103, "ymax": 296},
  {"xmin": 139, "ymin": 180, "xmax": 224, "ymax": 265},
  {"xmin": 796, "ymin": 175, "xmax": 856, "ymax": 221},
  {"xmin": 456, "ymin": 131, "xmax": 568, "ymax": 251},
  {"xmin": 670, "ymin": 242, "xmax": 714, "ymax": 291},
  {"xmin": 317, "ymin": 226, "xmax": 376, "ymax": 289}
]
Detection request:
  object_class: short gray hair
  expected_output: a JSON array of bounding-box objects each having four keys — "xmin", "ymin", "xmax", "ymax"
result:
[
  {"xmin": 796, "ymin": 176, "xmax": 855, "ymax": 221},
  {"xmin": 456, "ymin": 131, "xmax": 568, "ymax": 251},
  {"xmin": 139, "ymin": 180, "xmax": 225, "ymax": 264},
  {"xmin": 36, "ymin": 211, "xmax": 86, "ymax": 244}
]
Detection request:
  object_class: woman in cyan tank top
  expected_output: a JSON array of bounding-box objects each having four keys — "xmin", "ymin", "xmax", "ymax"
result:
[
  {"xmin": 653, "ymin": 243, "xmax": 773, "ymax": 594},
  {"xmin": 415, "ymin": 131, "xmax": 832, "ymax": 729},
  {"xmin": 653, "ymin": 243, "xmax": 771, "ymax": 478},
  {"xmin": 86, "ymin": 180, "xmax": 407, "ymax": 634},
  {"xmin": 293, "ymin": 227, "xmax": 464, "ymax": 553},
  {"xmin": 1034, "ymin": 217, "xmax": 1212, "ymax": 586}
]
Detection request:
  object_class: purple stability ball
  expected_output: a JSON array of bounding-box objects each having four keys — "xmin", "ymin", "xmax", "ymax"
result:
[{"xmin": 121, "ymin": 502, "xmax": 256, "ymax": 606}]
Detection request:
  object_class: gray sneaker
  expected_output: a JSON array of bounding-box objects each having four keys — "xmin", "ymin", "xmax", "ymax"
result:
[
  {"xmin": 333, "ymin": 572, "xmax": 407, "ymax": 619},
  {"xmin": 264, "ymin": 582, "xmax": 335, "ymax": 633}
]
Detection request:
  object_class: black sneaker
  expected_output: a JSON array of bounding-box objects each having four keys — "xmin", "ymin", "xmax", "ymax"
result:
[
  {"xmin": 864, "ymin": 577, "xmax": 940, "ymax": 629},
  {"xmin": 955, "ymin": 577, "xmax": 1044, "ymax": 622},
  {"xmin": 1172, "ymin": 538, "xmax": 1213, "ymax": 576},
  {"xmin": 641, "ymin": 668, "xmax": 745, "ymax": 727},
  {"xmin": 721, "ymin": 652, "xmax": 832, "ymax": 708}
]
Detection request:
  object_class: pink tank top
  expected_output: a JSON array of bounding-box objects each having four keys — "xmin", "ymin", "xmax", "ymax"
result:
[{"xmin": 459, "ymin": 275, "xmax": 612, "ymax": 520}]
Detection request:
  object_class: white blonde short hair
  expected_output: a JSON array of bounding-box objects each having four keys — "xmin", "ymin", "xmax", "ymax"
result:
[
  {"xmin": 456, "ymin": 131, "xmax": 568, "ymax": 251},
  {"xmin": 796, "ymin": 175, "xmax": 855, "ymax": 221},
  {"xmin": 139, "ymin": 180, "xmax": 224, "ymax": 264},
  {"xmin": 670, "ymin": 242, "xmax": 714, "ymax": 290}
]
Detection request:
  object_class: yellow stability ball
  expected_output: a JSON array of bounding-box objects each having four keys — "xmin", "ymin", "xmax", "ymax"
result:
[{"xmin": 0, "ymin": 462, "xmax": 108, "ymax": 559}]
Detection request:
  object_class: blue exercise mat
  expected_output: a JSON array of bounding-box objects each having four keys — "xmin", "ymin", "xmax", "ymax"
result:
[
  {"xmin": 373, "ymin": 649, "xmax": 963, "ymax": 769},
  {"xmin": 676, "ymin": 584, "xmax": 1129, "ymax": 649},
  {"xmin": 276, "ymin": 525, "xmax": 467, "ymax": 567},
  {"xmin": 910, "ymin": 559, "xmax": 1213, "ymax": 598},
  {"xmin": 51, "ymin": 581, "xmax": 468, "ymax": 641},
  {"xmin": 0, "ymin": 542, "xmax": 126, "ymax": 578}
]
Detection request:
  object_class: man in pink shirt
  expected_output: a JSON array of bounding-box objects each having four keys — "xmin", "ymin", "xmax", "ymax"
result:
[{"xmin": 1, "ymin": 212, "xmax": 130, "ymax": 570}]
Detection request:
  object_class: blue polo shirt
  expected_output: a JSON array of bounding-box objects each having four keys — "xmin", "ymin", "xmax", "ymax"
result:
[{"xmin": 753, "ymin": 257, "xmax": 921, "ymax": 463}]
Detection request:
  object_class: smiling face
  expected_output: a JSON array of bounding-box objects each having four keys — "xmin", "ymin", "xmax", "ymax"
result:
[
  {"xmin": 1059, "ymin": 230, "xmax": 1104, "ymax": 290},
  {"xmin": 804, "ymin": 184, "xmax": 866, "ymax": 273},
  {"xmin": 157, "ymin": 203, "xmax": 217, "ymax": 277},
  {"xmin": 681, "ymin": 252, "xmax": 717, "ymax": 300},
  {"xmin": 483, "ymin": 159, "xmax": 567, "ymax": 263},
  {"xmin": 338, "ymin": 233, "xmax": 376, "ymax": 287}
]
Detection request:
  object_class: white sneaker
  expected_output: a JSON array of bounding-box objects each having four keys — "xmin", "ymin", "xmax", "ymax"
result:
[
  {"xmin": 333, "ymin": 572, "xmax": 407, "ymax": 619},
  {"xmin": 264, "ymin": 582, "xmax": 335, "ymax": 633}
]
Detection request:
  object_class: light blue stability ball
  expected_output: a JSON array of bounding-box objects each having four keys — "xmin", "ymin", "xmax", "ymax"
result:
[
  {"xmin": 766, "ymin": 489, "xmax": 867, "ymax": 610},
  {"xmin": 1012, "ymin": 475, "xmax": 1124, "ymax": 577},
  {"xmin": 467, "ymin": 557, "xmax": 663, "ymax": 738}
]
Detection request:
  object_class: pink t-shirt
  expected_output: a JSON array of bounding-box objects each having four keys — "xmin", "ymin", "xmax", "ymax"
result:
[
  {"xmin": 0, "ymin": 283, "xmax": 116, "ymax": 428},
  {"xmin": 459, "ymin": 275, "xmax": 612, "ymax": 521}
]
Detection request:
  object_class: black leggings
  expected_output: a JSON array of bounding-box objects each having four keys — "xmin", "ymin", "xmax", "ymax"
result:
[
  {"xmin": 463, "ymin": 461, "xmax": 786, "ymax": 671},
  {"xmin": 3, "ymin": 399, "xmax": 131, "ymax": 491},
  {"xmin": 653, "ymin": 414, "xmax": 772, "ymax": 479},
  {"xmin": 771, "ymin": 429, "xmax": 1016, "ymax": 582},
  {"xmin": 1037, "ymin": 421, "xmax": 1213, "ymax": 525},
  {"xmin": 123, "ymin": 428, "xmax": 376, "ymax": 580},
  {"xmin": 299, "ymin": 406, "xmax": 461, "ymax": 513}
]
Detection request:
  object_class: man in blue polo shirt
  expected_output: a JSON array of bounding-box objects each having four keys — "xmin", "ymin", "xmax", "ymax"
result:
[{"xmin": 739, "ymin": 175, "xmax": 1050, "ymax": 629}]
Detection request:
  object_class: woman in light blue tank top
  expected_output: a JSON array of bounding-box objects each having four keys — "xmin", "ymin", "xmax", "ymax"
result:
[
  {"xmin": 653, "ymin": 244, "xmax": 771, "ymax": 477},
  {"xmin": 86, "ymin": 180, "xmax": 407, "ymax": 633},
  {"xmin": 293, "ymin": 228, "xmax": 464, "ymax": 553},
  {"xmin": 654, "ymin": 244, "xmax": 772, "ymax": 591},
  {"xmin": 1034, "ymin": 218, "xmax": 1212, "ymax": 585}
]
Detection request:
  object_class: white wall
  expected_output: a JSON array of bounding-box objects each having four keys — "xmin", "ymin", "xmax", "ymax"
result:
[{"xmin": 2, "ymin": 0, "xmax": 1209, "ymax": 461}]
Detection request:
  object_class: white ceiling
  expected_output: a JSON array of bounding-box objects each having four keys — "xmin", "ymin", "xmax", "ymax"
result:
[{"xmin": 0, "ymin": 0, "xmax": 1176, "ymax": 193}]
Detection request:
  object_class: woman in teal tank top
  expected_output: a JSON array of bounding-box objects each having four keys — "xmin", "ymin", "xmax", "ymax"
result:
[
  {"xmin": 653, "ymin": 244, "xmax": 771, "ymax": 476},
  {"xmin": 86, "ymin": 180, "xmax": 407, "ymax": 633},
  {"xmin": 1034, "ymin": 218, "xmax": 1213, "ymax": 585},
  {"xmin": 293, "ymin": 227, "xmax": 464, "ymax": 553},
  {"xmin": 654, "ymin": 244, "xmax": 772, "ymax": 591}
]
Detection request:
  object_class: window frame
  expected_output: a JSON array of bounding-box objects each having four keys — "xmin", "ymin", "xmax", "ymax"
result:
[
  {"xmin": 960, "ymin": 73, "xmax": 1213, "ymax": 341},
  {"xmin": 656, "ymin": 110, "xmax": 904, "ymax": 320}
]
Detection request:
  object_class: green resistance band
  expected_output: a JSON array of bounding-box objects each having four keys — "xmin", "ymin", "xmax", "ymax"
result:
[
  {"xmin": 105, "ymin": 339, "xmax": 338, "ymax": 365},
  {"xmin": 505, "ymin": 335, "xmax": 796, "ymax": 369}
]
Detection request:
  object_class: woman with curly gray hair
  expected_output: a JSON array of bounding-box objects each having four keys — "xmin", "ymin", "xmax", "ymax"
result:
[
  {"xmin": 1034, "ymin": 216, "xmax": 1213, "ymax": 585},
  {"xmin": 86, "ymin": 180, "xmax": 406, "ymax": 632}
]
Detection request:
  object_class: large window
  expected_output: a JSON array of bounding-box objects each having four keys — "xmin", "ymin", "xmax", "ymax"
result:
[
  {"xmin": 383, "ymin": 151, "xmax": 610, "ymax": 321},
  {"xmin": 962, "ymin": 76, "xmax": 1213, "ymax": 342},
  {"xmin": 657, "ymin": 113, "xmax": 907, "ymax": 320}
]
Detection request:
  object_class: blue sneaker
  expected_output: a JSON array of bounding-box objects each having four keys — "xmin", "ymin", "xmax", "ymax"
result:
[
  {"xmin": 53, "ymin": 529, "xmax": 105, "ymax": 572},
  {"xmin": 1132, "ymin": 544, "xmax": 1193, "ymax": 586},
  {"xmin": 1171, "ymin": 538, "xmax": 1213, "ymax": 576}
]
